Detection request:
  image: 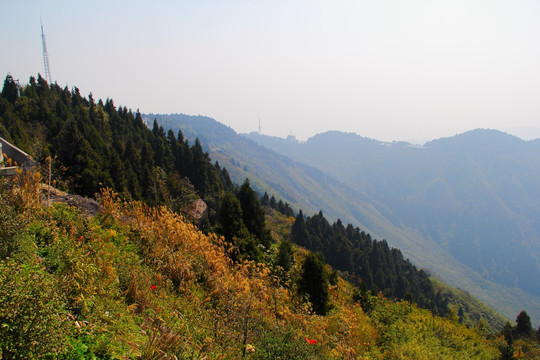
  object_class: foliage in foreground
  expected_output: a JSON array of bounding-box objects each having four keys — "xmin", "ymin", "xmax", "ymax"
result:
[{"xmin": 0, "ymin": 177, "xmax": 508, "ymax": 359}]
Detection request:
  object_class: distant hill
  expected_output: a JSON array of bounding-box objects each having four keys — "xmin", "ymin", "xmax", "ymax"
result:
[
  {"xmin": 0, "ymin": 76, "xmax": 526, "ymax": 358},
  {"xmin": 147, "ymin": 113, "xmax": 540, "ymax": 326},
  {"xmin": 245, "ymin": 128, "xmax": 540, "ymax": 324},
  {"xmin": 145, "ymin": 114, "xmax": 376, "ymax": 224},
  {"xmin": 245, "ymin": 129, "xmax": 540, "ymax": 294}
]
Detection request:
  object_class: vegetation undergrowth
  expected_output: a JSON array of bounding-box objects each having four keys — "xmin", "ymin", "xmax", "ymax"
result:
[{"xmin": 0, "ymin": 173, "xmax": 519, "ymax": 359}]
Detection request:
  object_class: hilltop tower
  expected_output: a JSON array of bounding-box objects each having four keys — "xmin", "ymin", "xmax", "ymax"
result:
[{"xmin": 41, "ymin": 18, "xmax": 52, "ymax": 84}]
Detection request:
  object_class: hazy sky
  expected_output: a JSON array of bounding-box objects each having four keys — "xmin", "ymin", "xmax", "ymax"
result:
[{"xmin": 2, "ymin": 0, "xmax": 540, "ymax": 142}]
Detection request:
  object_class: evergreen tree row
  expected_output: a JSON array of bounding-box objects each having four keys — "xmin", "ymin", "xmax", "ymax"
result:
[
  {"xmin": 215, "ymin": 179, "xmax": 272, "ymax": 262},
  {"xmin": 1, "ymin": 74, "xmax": 274, "ymax": 263},
  {"xmin": 499, "ymin": 310, "xmax": 540, "ymax": 359},
  {"xmin": 0, "ymin": 74, "xmax": 233, "ymax": 212},
  {"xmin": 290, "ymin": 209, "xmax": 449, "ymax": 315},
  {"xmin": 2, "ymin": 74, "xmax": 445, "ymax": 317},
  {"xmin": 261, "ymin": 191, "xmax": 295, "ymax": 217}
]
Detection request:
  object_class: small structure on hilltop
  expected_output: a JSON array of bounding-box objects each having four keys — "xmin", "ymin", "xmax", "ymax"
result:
[{"xmin": 0, "ymin": 137, "xmax": 37, "ymax": 176}]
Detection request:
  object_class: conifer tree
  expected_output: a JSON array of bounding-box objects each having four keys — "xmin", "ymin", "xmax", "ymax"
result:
[
  {"xmin": 298, "ymin": 252, "xmax": 330, "ymax": 315},
  {"xmin": 216, "ymin": 191, "xmax": 262, "ymax": 261},
  {"xmin": 261, "ymin": 192, "xmax": 270, "ymax": 206},
  {"xmin": 215, "ymin": 162, "xmax": 234, "ymax": 192},
  {"xmin": 1, "ymin": 75, "xmax": 18, "ymax": 104},
  {"xmin": 217, "ymin": 192, "xmax": 245, "ymax": 244},
  {"xmin": 269, "ymin": 195, "xmax": 277, "ymax": 209},
  {"xmin": 515, "ymin": 310, "xmax": 533, "ymax": 337},
  {"xmin": 501, "ymin": 321, "xmax": 514, "ymax": 345},
  {"xmin": 291, "ymin": 210, "xmax": 310, "ymax": 248},
  {"xmin": 237, "ymin": 179, "xmax": 270, "ymax": 248},
  {"xmin": 276, "ymin": 238, "xmax": 293, "ymax": 272}
]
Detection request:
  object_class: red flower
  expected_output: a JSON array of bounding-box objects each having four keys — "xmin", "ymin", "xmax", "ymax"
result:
[
  {"xmin": 150, "ymin": 285, "xmax": 157, "ymax": 291},
  {"xmin": 78, "ymin": 236, "xmax": 84, "ymax": 241},
  {"xmin": 305, "ymin": 337, "xmax": 318, "ymax": 345}
]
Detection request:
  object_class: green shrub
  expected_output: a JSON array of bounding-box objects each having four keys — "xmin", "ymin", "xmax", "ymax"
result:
[
  {"xmin": 253, "ymin": 326, "xmax": 321, "ymax": 360},
  {"xmin": 0, "ymin": 260, "xmax": 70, "ymax": 359},
  {"xmin": 0, "ymin": 191, "xmax": 29, "ymax": 259}
]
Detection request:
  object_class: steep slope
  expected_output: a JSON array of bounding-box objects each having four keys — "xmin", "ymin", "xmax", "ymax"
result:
[
  {"xmin": 147, "ymin": 113, "xmax": 539, "ymax": 325},
  {"xmin": 146, "ymin": 114, "xmax": 381, "ymax": 227},
  {"xmin": 245, "ymin": 129, "xmax": 540, "ymax": 325},
  {"xmin": 0, "ymin": 177, "xmax": 508, "ymax": 359}
]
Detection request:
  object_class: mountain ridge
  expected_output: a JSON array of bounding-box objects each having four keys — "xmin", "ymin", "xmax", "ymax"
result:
[
  {"xmin": 147, "ymin": 113, "xmax": 540, "ymax": 325},
  {"xmin": 244, "ymin": 127, "xmax": 540, "ymax": 322},
  {"xmin": 1, "ymin": 75, "xmax": 536, "ymax": 358}
]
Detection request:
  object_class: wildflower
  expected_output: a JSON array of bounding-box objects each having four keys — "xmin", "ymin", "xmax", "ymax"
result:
[
  {"xmin": 150, "ymin": 285, "xmax": 157, "ymax": 291},
  {"xmin": 245, "ymin": 344, "xmax": 256, "ymax": 353},
  {"xmin": 305, "ymin": 337, "xmax": 318, "ymax": 345}
]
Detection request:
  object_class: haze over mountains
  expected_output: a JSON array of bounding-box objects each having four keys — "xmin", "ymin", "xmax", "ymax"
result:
[
  {"xmin": 148, "ymin": 113, "xmax": 540, "ymax": 326},
  {"xmin": 245, "ymin": 129, "xmax": 540, "ymax": 290}
]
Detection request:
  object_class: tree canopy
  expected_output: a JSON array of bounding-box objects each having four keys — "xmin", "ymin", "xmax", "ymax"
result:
[
  {"xmin": 291, "ymin": 210, "xmax": 448, "ymax": 315},
  {"xmin": 0, "ymin": 74, "xmax": 232, "ymax": 215}
]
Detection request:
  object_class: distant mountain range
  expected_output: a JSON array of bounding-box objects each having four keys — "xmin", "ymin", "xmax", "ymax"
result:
[{"xmin": 146, "ymin": 113, "xmax": 540, "ymax": 326}]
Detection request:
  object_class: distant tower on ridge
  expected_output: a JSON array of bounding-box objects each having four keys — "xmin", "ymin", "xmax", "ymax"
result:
[
  {"xmin": 41, "ymin": 18, "xmax": 52, "ymax": 84},
  {"xmin": 258, "ymin": 117, "xmax": 261, "ymax": 135}
]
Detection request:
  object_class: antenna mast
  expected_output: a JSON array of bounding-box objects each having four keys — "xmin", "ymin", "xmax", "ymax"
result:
[
  {"xmin": 41, "ymin": 18, "xmax": 52, "ymax": 84},
  {"xmin": 258, "ymin": 117, "xmax": 261, "ymax": 135}
]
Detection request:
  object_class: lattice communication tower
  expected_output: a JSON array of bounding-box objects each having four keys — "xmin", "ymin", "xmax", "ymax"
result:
[{"xmin": 41, "ymin": 18, "xmax": 52, "ymax": 84}]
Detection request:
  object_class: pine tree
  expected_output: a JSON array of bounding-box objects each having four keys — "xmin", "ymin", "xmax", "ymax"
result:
[
  {"xmin": 261, "ymin": 192, "xmax": 270, "ymax": 206},
  {"xmin": 237, "ymin": 178, "xmax": 270, "ymax": 248},
  {"xmin": 501, "ymin": 321, "xmax": 514, "ymax": 345},
  {"xmin": 1, "ymin": 75, "xmax": 18, "ymax": 104},
  {"xmin": 217, "ymin": 192, "xmax": 245, "ymax": 244},
  {"xmin": 515, "ymin": 310, "xmax": 533, "ymax": 337},
  {"xmin": 174, "ymin": 130, "xmax": 189, "ymax": 175},
  {"xmin": 291, "ymin": 210, "xmax": 310, "ymax": 248},
  {"xmin": 298, "ymin": 252, "xmax": 330, "ymax": 315},
  {"xmin": 269, "ymin": 195, "xmax": 277, "ymax": 209},
  {"xmin": 216, "ymin": 162, "xmax": 234, "ymax": 192},
  {"xmin": 216, "ymin": 192, "xmax": 262, "ymax": 262},
  {"xmin": 276, "ymin": 238, "xmax": 293, "ymax": 272}
]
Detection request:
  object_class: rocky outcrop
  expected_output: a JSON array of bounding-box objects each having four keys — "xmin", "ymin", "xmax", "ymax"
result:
[{"xmin": 183, "ymin": 199, "xmax": 208, "ymax": 222}]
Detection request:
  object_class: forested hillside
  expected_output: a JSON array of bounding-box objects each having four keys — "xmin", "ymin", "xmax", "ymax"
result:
[
  {"xmin": 3, "ymin": 74, "xmax": 538, "ymax": 357},
  {"xmin": 149, "ymin": 112, "xmax": 540, "ymax": 325},
  {"xmin": 0, "ymin": 173, "xmax": 522, "ymax": 358},
  {"xmin": 245, "ymin": 129, "xmax": 540, "ymax": 325},
  {"xmin": 0, "ymin": 76, "xmax": 445, "ymax": 316},
  {"xmin": 249, "ymin": 129, "xmax": 540, "ymax": 297},
  {"xmin": 290, "ymin": 210, "xmax": 448, "ymax": 316},
  {"xmin": 0, "ymin": 74, "xmax": 232, "ymax": 210},
  {"xmin": 0, "ymin": 73, "xmax": 281, "ymax": 268}
]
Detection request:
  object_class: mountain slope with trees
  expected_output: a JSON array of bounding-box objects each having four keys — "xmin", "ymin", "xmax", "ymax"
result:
[
  {"xmin": 149, "ymin": 113, "xmax": 540, "ymax": 326},
  {"xmin": 244, "ymin": 129, "xmax": 540, "ymax": 325},
  {"xmin": 290, "ymin": 210, "xmax": 449, "ymax": 315},
  {"xmin": 0, "ymin": 76, "xmax": 532, "ymax": 352},
  {"xmin": 2, "ymin": 74, "xmax": 534, "ymax": 357},
  {"xmin": 0, "ymin": 74, "xmax": 232, "ymax": 210},
  {"xmin": 0, "ymin": 73, "xmax": 279, "ymax": 273},
  {"xmin": 0, "ymin": 172, "xmax": 515, "ymax": 358}
]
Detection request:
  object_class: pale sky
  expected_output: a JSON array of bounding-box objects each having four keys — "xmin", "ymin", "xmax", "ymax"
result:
[{"xmin": 2, "ymin": 0, "xmax": 540, "ymax": 142}]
